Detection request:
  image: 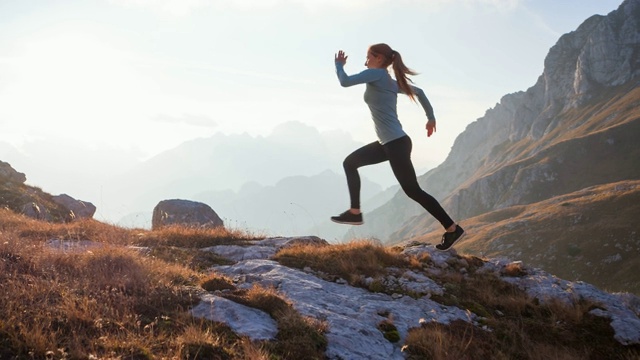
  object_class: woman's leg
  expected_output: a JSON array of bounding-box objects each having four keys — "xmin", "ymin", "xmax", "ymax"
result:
[
  {"xmin": 343, "ymin": 141, "xmax": 388, "ymax": 210},
  {"xmin": 384, "ymin": 136, "xmax": 455, "ymax": 229}
]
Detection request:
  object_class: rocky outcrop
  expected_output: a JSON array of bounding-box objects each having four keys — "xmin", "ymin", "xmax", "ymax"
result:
[
  {"xmin": 559, "ymin": 2, "xmax": 640, "ymax": 109},
  {"xmin": 0, "ymin": 160, "xmax": 26, "ymax": 184},
  {"xmin": 152, "ymin": 199, "xmax": 224, "ymax": 230},
  {"xmin": 18, "ymin": 194, "xmax": 96, "ymax": 223},
  {"xmin": 189, "ymin": 237, "xmax": 640, "ymax": 358},
  {"xmin": 1, "ymin": 161, "xmax": 95, "ymax": 222},
  {"xmin": 52, "ymin": 194, "xmax": 97, "ymax": 220}
]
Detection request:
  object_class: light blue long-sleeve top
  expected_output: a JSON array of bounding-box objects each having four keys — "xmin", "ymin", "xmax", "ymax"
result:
[{"xmin": 335, "ymin": 62, "xmax": 435, "ymax": 145}]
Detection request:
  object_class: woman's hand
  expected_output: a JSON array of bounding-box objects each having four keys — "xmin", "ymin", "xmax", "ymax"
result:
[
  {"xmin": 426, "ymin": 119, "xmax": 436, "ymax": 137},
  {"xmin": 335, "ymin": 50, "xmax": 348, "ymax": 65}
]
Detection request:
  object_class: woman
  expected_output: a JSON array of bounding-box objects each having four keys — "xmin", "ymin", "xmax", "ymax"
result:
[{"xmin": 330, "ymin": 43, "xmax": 464, "ymax": 251}]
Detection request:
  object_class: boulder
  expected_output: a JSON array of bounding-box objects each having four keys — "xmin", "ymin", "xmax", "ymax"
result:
[
  {"xmin": 52, "ymin": 194, "xmax": 96, "ymax": 220},
  {"xmin": 152, "ymin": 199, "xmax": 223, "ymax": 230},
  {"xmin": 20, "ymin": 202, "xmax": 51, "ymax": 221}
]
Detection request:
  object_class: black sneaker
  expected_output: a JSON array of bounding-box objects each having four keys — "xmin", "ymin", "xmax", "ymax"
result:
[
  {"xmin": 330, "ymin": 210, "xmax": 363, "ymax": 225},
  {"xmin": 436, "ymin": 225, "xmax": 465, "ymax": 251}
]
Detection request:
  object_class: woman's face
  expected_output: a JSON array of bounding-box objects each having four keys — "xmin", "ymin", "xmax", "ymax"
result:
[{"xmin": 365, "ymin": 51, "xmax": 384, "ymax": 69}]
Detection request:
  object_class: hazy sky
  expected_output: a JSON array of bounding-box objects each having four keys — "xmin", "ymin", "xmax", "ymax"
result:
[{"xmin": 0, "ymin": 0, "xmax": 623, "ymax": 172}]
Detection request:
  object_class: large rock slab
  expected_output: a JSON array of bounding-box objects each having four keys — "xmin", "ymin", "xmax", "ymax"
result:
[
  {"xmin": 191, "ymin": 294, "xmax": 278, "ymax": 341},
  {"xmin": 210, "ymin": 259, "xmax": 474, "ymax": 360}
]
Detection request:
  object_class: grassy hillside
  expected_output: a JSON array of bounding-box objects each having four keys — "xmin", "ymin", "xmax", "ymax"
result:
[
  {"xmin": 0, "ymin": 181, "xmax": 72, "ymax": 222},
  {"xmin": 1, "ymin": 209, "xmax": 639, "ymax": 359},
  {"xmin": 408, "ymin": 180, "xmax": 640, "ymax": 295}
]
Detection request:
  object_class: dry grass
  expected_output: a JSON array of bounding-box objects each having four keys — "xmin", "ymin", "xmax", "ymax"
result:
[
  {"xmin": 403, "ymin": 320, "xmax": 496, "ymax": 360},
  {"xmin": 149, "ymin": 245, "xmax": 236, "ymax": 272},
  {"xmin": 135, "ymin": 224, "xmax": 262, "ymax": 248},
  {"xmin": 1, "ymin": 212, "xmax": 135, "ymax": 245},
  {"xmin": 273, "ymin": 239, "xmax": 411, "ymax": 284},
  {"xmin": 0, "ymin": 209, "xmax": 324, "ymax": 359},
  {"xmin": 501, "ymin": 261, "xmax": 527, "ymax": 277},
  {"xmin": 0, "ymin": 238, "xmax": 200, "ymax": 358},
  {"xmin": 200, "ymin": 273, "xmax": 236, "ymax": 292}
]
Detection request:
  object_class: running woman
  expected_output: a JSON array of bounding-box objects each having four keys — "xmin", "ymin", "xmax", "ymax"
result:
[{"xmin": 330, "ymin": 43, "xmax": 464, "ymax": 251}]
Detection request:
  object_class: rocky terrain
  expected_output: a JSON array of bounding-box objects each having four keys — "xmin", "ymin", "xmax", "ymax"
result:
[
  {"xmin": 44, "ymin": 234, "xmax": 640, "ymax": 359},
  {"xmin": 194, "ymin": 237, "xmax": 640, "ymax": 359}
]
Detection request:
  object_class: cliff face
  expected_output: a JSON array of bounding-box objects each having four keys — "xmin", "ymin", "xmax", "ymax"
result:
[{"xmin": 356, "ymin": 0, "xmax": 640, "ymax": 242}]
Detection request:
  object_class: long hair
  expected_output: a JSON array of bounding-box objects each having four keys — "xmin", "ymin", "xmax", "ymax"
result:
[{"xmin": 368, "ymin": 43, "xmax": 419, "ymax": 101}]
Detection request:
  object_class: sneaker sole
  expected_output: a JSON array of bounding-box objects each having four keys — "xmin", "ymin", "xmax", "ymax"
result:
[
  {"xmin": 435, "ymin": 232, "xmax": 466, "ymax": 251},
  {"xmin": 330, "ymin": 219, "xmax": 363, "ymax": 225}
]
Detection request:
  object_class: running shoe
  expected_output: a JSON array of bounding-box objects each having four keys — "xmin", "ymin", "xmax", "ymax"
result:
[
  {"xmin": 330, "ymin": 210, "xmax": 363, "ymax": 225},
  {"xmin": 436, "ymin": 225, "xmax": 465, "ymax": 251}
]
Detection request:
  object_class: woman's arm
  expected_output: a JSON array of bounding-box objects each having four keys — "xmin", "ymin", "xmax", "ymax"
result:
[
  {"xmin": 400, "ymin": 84, "xmax": 437, "ymax": 137},
  {"xmin": 335, "ymin": 63, "xmax": 383, "ymax": 87},
  {"xmin": 401, "ymin": 85, "xmax": 435, "ymax": 121},
  {"xmin": 334, "ymin": 51, "xmax": 382, "ymax": 87}
]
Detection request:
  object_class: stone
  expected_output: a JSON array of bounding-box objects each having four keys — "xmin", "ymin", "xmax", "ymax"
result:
[
  {"xmin": 20, "ymin": 202, "xmax": 50, "ymax": 221},
  {"xmin": 151, "ymin": 199, "xmax": 223, "ymax": 230},
  {"xmin": 52, "ymin": 194, "xmax": 96, "ymax": 220},
  {"xmin": 191, "ymin": 294, "xmax": 278, "ymax": 341}
]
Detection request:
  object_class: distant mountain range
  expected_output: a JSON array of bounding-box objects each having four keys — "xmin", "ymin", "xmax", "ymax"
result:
[{"xmin": 192, "ymin": 170, "xmax": 399, "ymax": 241}]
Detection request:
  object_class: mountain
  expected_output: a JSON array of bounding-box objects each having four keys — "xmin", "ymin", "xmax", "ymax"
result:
[
  {"xmin": 192, "ymin": 169, "xmax": 387, "ymax": 241},
  {"xmin": 99, "ymin": 121, "xmax": 398, "ymax": 227},
  {"xmin": 356, "ymin": 0, "xmax": 640, "ymax": 291}
]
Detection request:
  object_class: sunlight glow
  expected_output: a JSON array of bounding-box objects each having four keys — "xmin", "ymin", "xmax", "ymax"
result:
[
  {"xmin": 3, "ymin": 33, "xmax": 143, "ymax": 131},
  {"xmin": 107, "ymin": 0, "xmax": 522, "ymax": 16}
]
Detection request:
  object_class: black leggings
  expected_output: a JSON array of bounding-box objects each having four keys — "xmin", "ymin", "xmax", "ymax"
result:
[{"xmin": 342, "ymin": 135, "xmax": 454, "ymax": 229}]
